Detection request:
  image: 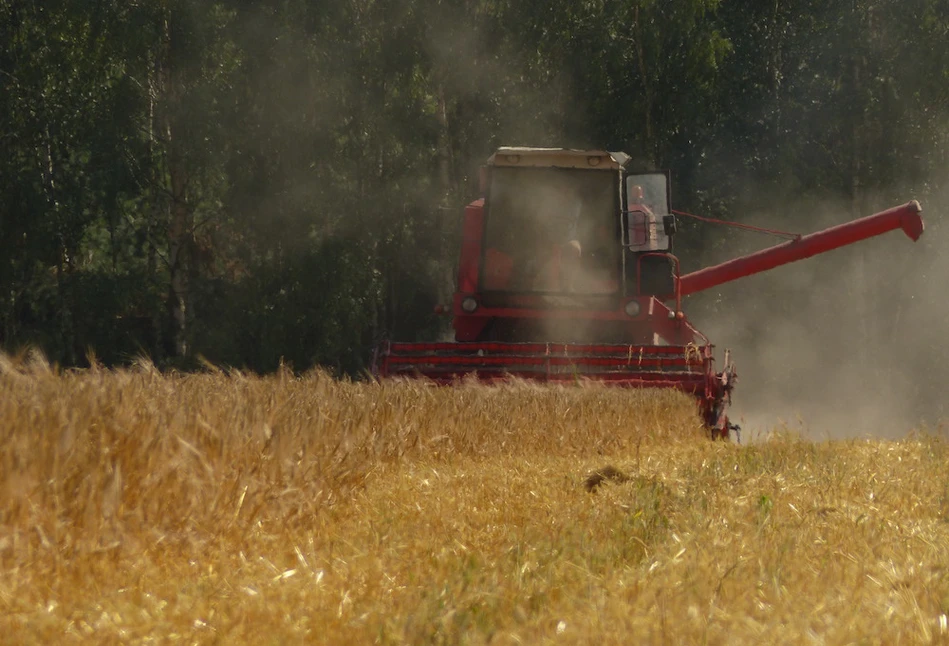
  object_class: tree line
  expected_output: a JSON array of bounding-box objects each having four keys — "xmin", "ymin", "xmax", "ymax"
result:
[{"xmin": 1, "ymin": 0, "xmax": 947, "ymax": 376}]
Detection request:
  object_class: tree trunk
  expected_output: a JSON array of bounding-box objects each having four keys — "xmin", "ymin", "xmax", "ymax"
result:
[
  {"xmin": 632, "ymin": 6, "xmax": 656, "ymax": 165},
  {"xmin": 435, "ymin": 83, "xmax": 455, "ymax": 309},
  {"xmin": 167, "ymin": 157, "xmax": 192, "ymax": 358},
  {"xmin": 41, "ymin": 120, "xmax": 75, "ymax": 364},
  {"xmin": 160, "ymin": 5, "xmax": 192, "ymax": 359},
  {"xmin": 146, "ymin": 58, "xmax": 164, "ymax": 361}
]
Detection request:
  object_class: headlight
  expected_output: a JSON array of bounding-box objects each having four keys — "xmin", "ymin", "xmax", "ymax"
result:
[
  {"xmin": 461, "ymin": 297, "xmax": 479, "ymax": 313},
  {"xmin": 624, "ymin": 300, "xmax": 641, "ymax": 317}
]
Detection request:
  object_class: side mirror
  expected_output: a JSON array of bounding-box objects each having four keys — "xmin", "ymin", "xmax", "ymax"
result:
[{"xmin": 663, "ymin": 215, "xmax": 677, "ymax": 237}]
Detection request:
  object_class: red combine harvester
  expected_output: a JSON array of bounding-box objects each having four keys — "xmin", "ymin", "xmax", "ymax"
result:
[{"xmin": 374, "ymin": 148, "xmax": 924, "ymax": 439}]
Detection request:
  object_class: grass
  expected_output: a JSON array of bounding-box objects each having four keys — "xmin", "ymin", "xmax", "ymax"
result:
[{"xmin": 1, "ymin": 351, "xmax": 948, "ymax": 644}]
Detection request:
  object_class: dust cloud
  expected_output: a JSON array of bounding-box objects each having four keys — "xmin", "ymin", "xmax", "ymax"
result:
[{"xmin": 684, "ymin": 188, "xmax": 948, "ymax": 440}]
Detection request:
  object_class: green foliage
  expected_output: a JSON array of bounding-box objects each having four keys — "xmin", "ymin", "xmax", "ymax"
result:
[{"xmin": 0, "ymin": 0, "xmax": 947, "ymax": 376}]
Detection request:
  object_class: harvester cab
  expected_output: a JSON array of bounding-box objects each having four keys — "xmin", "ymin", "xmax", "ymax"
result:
[
  {"xmin": 375, "ymin": 147, "xmax": 924, "ymax": 439},
  {"xmin": 457, "ymin": 148, "xmax": 687, "ymax": 345}
]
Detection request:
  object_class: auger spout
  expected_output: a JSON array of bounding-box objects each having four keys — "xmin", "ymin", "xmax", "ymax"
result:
[{"xmin": 678, "ymin": 201, "xmax": 924, "ymax": 297}]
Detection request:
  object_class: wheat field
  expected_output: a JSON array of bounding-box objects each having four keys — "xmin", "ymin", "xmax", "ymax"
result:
[{"xmin": 1, "ymin": 352, "xmax": 948, "ymax": 644}]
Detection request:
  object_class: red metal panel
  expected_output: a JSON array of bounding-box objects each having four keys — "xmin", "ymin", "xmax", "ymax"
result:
[
  {"xmin": 457, "ymin": 199, "xmax": 485, "ymax": 294},
  {"xmin": 386, "ymin": 354, "xmax": 702, "ymax": 369},
  {"xmin": 386, "ymin": 341, "xmax": 703, "ymax": 356},
  {"xmin": 378, "ymin": 342, "xmax": 712, "ymax": 381}
]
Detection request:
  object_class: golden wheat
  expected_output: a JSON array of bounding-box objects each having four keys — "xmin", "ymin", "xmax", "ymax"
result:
[{"xmin": 1, "ymin": 353, "xmax": 947, "ymax": 644}]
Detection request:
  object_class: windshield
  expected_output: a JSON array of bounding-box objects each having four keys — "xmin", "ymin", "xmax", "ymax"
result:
[
  {"xmin": 626, "ymin": 173, "xmax": 670, "ymax": 251},
  {"xmin": 482, "ymin": 167, "xmax": 620, "ymax": 294}
]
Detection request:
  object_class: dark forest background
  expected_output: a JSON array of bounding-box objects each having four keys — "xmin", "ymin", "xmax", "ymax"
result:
[{"xmin": 2, "ymin": 1, "xmax": 948, "ymax": 428}]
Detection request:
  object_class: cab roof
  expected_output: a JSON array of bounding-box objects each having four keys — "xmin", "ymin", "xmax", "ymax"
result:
[{"xmin": 487, "ymin": 147, "xmax": 630, "ymax": 170}]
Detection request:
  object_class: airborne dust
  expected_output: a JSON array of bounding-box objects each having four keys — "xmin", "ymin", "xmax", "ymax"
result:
[{"xmin": 685, "ymin": 186, "xmax": 948, "ymax": 440}]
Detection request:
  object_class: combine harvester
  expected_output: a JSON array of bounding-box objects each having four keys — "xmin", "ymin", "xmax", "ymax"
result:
[{"xmin": 374, "ymin": 148, "xmax": 924, "ymax": 439}]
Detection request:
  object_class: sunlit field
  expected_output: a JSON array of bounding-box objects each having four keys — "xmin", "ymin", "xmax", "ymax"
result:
[{"xmin": 2, "ymin": 351, "xmax": 948, "ymax": 644}]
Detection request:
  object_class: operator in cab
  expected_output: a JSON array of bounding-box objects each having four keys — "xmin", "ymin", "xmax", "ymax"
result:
[
  {"xmin": 484, "ymin": 175, "xmax": 617, "ymax": 294},
  {"xmin": 546, "ymin": 181, "xmax": 618, "ymax": 294},
  {"xmin": 628, "ymin": 184, "xmax": 657, "ymax": 249},
  {"xmin": 629, "ymin": 184, "xmax": 653, "ymax": 214}
]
